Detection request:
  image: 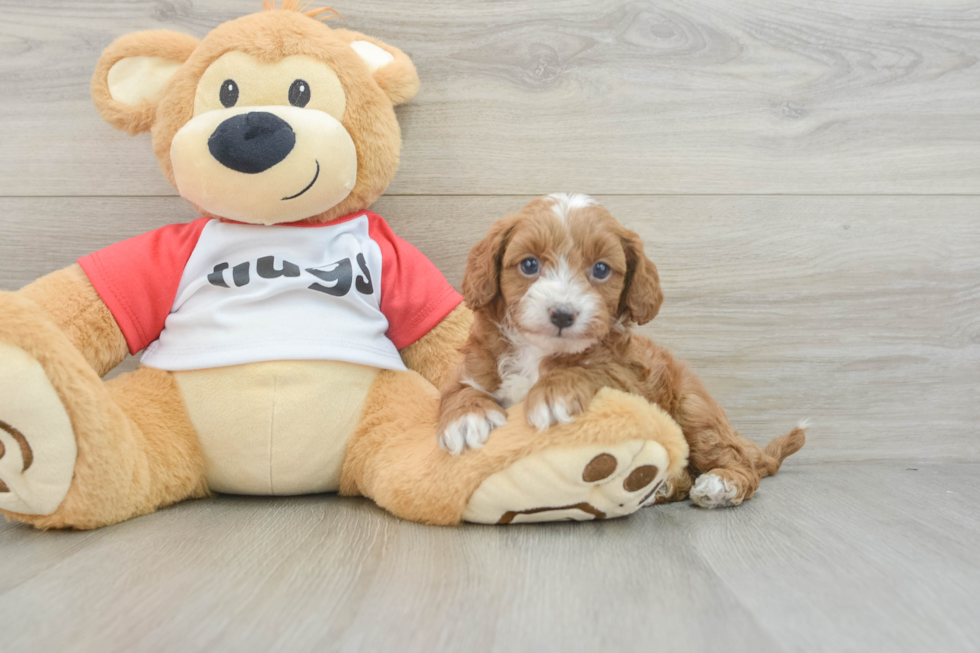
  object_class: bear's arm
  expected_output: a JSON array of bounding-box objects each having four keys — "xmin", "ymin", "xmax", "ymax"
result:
[
  {"xmin": 398, "ymin": 303, "xmax": 473, "ymax": 390},
  {"xmin": 18, "ymin": 264, "xmax": 129, "ymax": 377}
]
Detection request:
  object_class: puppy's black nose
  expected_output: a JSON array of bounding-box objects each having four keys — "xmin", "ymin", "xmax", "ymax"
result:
[
  {"xmin": 550, "ymin": 308, "xmax": 576, "ymax": 329},
  {"xmin": 208, "ymin": 111, "xmax": 296, "ymax": 174}
]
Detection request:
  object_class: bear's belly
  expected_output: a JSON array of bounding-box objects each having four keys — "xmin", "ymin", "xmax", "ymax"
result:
[{"xmin": 173, "ymin": 360, "xmax": 379, "ymax": 495}]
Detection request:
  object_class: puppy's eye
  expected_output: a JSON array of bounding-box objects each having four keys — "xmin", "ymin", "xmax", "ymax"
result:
[
  {"xmin": 592, "ymin": 261, "xmax": 611, "ymax": 280},
  {"xmin": 220, "ymin": 79, "xmax": 239, "ymax": 108},
  {"xmin": 519, "ymin": 257, "xmax": 540, "ymax": 276},
  {"xmin": 289, "ymin": 79, "xmax": 311, "ymax": 107}
]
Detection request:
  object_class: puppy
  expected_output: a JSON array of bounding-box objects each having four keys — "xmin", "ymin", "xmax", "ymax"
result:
[{"xmin": 437, "ymin": 194, "xmax": 806, "ymax": 508}]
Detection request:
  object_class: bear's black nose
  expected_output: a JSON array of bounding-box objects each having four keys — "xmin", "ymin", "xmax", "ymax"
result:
[{"xmin": 208, "ymin": 111, "xmax": 296, "ymax": 174}]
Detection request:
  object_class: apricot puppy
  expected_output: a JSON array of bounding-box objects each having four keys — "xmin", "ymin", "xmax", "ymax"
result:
[{"xmin": 438, "ymin": 194, "xmax": 806, "ymax": 508}]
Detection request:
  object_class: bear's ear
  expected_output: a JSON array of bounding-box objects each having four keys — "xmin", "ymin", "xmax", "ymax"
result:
[
  {"xmin": 91, "ymin": 31, "xmax": 200, "ymax": 136},
  {"xmin": 330, "ymin": 29, "xmax": 420, "ymax": 105}
]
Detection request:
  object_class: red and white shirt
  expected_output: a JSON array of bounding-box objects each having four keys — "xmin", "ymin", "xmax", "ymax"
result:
[{"xmin": 78, "ymin": 212, "xmax": 462, "ymax": 372}]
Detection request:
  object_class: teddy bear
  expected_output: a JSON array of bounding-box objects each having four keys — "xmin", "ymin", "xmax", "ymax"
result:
[{"xmin": 0, "ymin": 1, "xmax": 689, "ymax": 530}]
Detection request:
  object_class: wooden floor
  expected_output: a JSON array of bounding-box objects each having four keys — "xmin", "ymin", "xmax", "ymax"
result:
[{"xmin": 1, "ymin": 1, "xmax": 979, "ymax": 651}]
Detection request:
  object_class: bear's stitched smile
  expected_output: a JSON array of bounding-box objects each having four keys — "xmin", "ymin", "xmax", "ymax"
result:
[{"xmin": 282, "ymin": 160, "xmax": 320, "ymax": 201}]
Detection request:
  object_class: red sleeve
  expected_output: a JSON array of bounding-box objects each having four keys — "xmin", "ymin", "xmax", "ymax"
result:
[
  {"xmin": 366, "ymin": 212, "xmax": 463, "ymax": 349},
  {"xmin": 77, "ymin": 218, "xmax": 210, "ymax": 354}
]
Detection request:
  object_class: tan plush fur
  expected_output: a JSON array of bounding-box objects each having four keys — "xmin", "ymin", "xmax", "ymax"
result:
[
  {"xmin": 398, "ymin": 304, "xmax": 473, "ymax": 389},
  {"xmin": 0, "ymin": 293, "xmax": 206, "ymax": 530},
  {"xmin": 91, "ymin": 30, "xmax": 201, "ymax": 135},
  {"xmin": 442, "ymin": 197, "xmax": 805, "ymax": 506},
  {"xmin": 91, "ymin": 8, "xmax": 417, "ymax": 225},
  {"xmin": 19, "ymin": 265, "xmax": 128, "ymax": 378},
  {"xmin": 102, "ymin": 11, "xmax": 417, "ymax": 225},
  {"xmin": 329, "ymin": 28, "xmax": 421, "ymax": 106},
  {"xmin": 342, "ymin": 373, "xmax": 687, "ymax": 525},
  {"xmin": 173, "ymin": 360, "xmax": 377, "ymax": 495}
]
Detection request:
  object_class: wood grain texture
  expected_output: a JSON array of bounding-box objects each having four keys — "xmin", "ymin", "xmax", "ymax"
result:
[
  {"xmin": 0, "ymin": 464, "xmax": 977, "ymax": 653},
  {"xmin": 1, "ymin": 1, "xmax": 979, "ymax": 651},
  {"xmin": 2, "ymin": 195, "xmax": 978, "ymax": 461},
  {"xmin": 1, "ymin": 0, "xmax": 980, "ymax": 196}
]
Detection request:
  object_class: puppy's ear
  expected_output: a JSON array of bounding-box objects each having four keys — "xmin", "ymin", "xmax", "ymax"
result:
[
  {"xmin": 462, "ymin": 218, "xmax": 516, "ymax": 311},
  {"xmin": 330, "ymin": 29, "xmax": 420, "ymax": 105},
  {"xmin": 92, "ymin": 30, "xmax": 199, "ymax": 135},
  {"xmin": 618, "ymin": 229, "xmax": 663, "ymax": 325}
]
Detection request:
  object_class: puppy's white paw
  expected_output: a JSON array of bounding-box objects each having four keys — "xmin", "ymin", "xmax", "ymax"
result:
[
  {"xmin": 527, "ymin": 397, "xmax": 575, "ymax": 432},
  {"xmin": 438, "ymin": 411, "xmax": 507, "ymax": 456},
  {"xmin": 690, "ymin": 473, "xmax": 739, "ymax": 509}
]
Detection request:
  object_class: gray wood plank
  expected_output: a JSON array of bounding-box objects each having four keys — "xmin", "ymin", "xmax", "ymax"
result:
[
  {"xmin": 0, "ymin": 463, "xmax": 977, "ymax": 653},
  {"xmin": 1, "ymin": 0, "xmax": 980, "ymax": 196},
  {"xmin": 694, "ymin": 463, "xmax": 980, "ymax": 653},
  {"xmin": 1, "ymin": 2, "xmax": 977, "ymax": 652},
  {"xmin": 2, "ymin": 195, "xmax": 978, "ymax": 462}
]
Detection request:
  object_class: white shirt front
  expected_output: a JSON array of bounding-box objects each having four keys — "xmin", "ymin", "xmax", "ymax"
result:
[
  {"xmin": 141, "ymin": 216, "xmax": 402, "ymax": 371},
  {"xmin": 79, "ymin": 211, "xmax": 462, "ymax": 372}
]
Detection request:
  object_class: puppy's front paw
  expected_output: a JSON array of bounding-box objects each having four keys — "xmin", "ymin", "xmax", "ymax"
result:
[
  {"xmin": 438, "ymin": 410, "xmax": 507, "ymax": 456},
  {"xmin": 525, "ymin": 382, "xmax": 593, "ymax": 432},
  {"xmin": 526, "ymin": 395, "xmax": 576, "ymax": 432}
]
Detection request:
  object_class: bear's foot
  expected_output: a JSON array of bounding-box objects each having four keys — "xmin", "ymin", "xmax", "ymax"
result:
[
  {"xmin": 0, "ymin": 342, "xmax": 77, "ymax": 516},
  {"xmin": 463, "ymin": 439, "xmax": 671, "ymax": 524}
]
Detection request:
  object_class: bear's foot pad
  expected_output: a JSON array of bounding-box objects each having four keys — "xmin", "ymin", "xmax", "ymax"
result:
[
  {"xmin": 0, "ymin": 343, "xmax": 76, "ymax": 516},
  {"xmin": 463, "ymin": 439, "xmax": 670, "ymax": 524}
]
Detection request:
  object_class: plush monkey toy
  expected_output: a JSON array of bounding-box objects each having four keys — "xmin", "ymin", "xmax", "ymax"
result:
[{"xmin": 0, "ymin": 2, "xmax": 688, "ymax": 529}]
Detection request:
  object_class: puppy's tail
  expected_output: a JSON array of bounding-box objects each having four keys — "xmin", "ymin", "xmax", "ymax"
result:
[{"xmin": 757, "ymin": 421, "xmax": 808, "ymax": 478}]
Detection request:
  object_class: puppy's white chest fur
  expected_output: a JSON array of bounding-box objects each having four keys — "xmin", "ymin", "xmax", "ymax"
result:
[{"xmin": 493, "ymin": 330, "xmax": 546, "ymax": 409}]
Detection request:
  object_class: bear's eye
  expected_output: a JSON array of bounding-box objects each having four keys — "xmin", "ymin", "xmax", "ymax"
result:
[
  {"xmin": 220, "ymin": 79, "xmax": 239, "ymax": 108},
  {"xmin": 520, "ymin": 257, "xmax": 540, "ymax": 277},
  {"xmin": 591, "ymin": 261, "xmax": 611, "ymax": 280},
  {"xmin": 289, "ymin": 79, "xmax": 311, "ymax": 108}
]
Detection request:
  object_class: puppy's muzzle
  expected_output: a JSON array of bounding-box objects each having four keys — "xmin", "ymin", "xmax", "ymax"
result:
[
  {"xmin": 549, "ymin": 306, "xmax": 577, "ymax": 329},
  {"xmin": 208, "ymin": 111, "xmax": 296, "ymax": 174}
]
